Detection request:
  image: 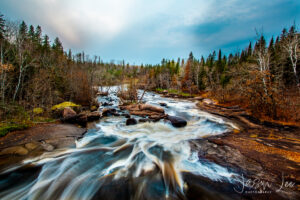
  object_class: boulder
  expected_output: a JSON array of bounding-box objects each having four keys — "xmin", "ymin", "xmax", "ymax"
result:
[
  {"xmin": 139, "ymin": 104, "xmax": 164, "ymax": 113},
  {"xmin": 97, "ymin": 91, "xmax": 109, "ymax": 96},
  {"xmin": 139, "ymin": 119, "xmax": 152, "ymax": 123},
  {"xmin": 86, "ymin": 111, "xmax": 101, "ymax": 121},
  {"xmin": 63, "ymin": 107, "xmax": 77, "ymax": 118},
  {"xmin": 121, "ymin": 113, "xmax": 131, "ymax": 118},
  {"xmin": 167, "ymin": 115, "xmax": 187, "ymax": 128},
  {"xmin": 0, "ymin": 146, "xmax": 29, "ymax": 156},
  {"xmin": 126, "ymin": 118, "xmax": 137, "ymax": 126},
  {"xmin": 102, "ymin": 102, "xmax": 113, "ymax": 107},
  {"xmin": 202, "ymin": 98, "xmax": 215, "ymax": 105},
  {"xmin": 61, "ymin": 113, "xmax": 88, "ymax": 127},
  {"xmin": 121, "ymin": 104, "xmax": 165, "ymax": 120},
  {"xmin": 159, "ymin": 102, "xmax": 167, "ymax": 107},
  {"xmin": 102, "ymin": 108, "xmax": 117, "ymax": 116},
  {"xmin": 90, "ymin": 105, "xmax": 98, "ymax": 112},
  {"xmin": 193, "ymin": 97, "xmax": 204, "ymax": 101},
  {"xmin": 25, "ymin": 142, "xmax": 39, "ymax": 150}
]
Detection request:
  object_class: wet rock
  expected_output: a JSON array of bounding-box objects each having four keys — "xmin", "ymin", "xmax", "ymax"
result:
[
  {"xmin": 139, "ymin": 104, "xmax": 164, "ymax": 113},
  {"xmin": 126, "ymin": 118, "xmax": 137, "ymax": 126},
  {"xmin": 202, "ymin": 99, "xmax": 215, "ymax": 105},
  {"xmin": 25, "ymin": 142, "xmax": 38, "ymax": 150},
  {"xmin": 63, "ymin": 107, "xmax": 77, "ymax": 118},
  {"xmin": 90, "ymin": 105, "xmax": 99, "ymax": 112},
  {"xmin": 193, "ymin": 96, "xmax": 204, "ymax": 101},
  {"xmin": 121, "ymin": 104, "xmax": 165, "ymax": 120},
  {"xmin": 159, "ymin": 102, "xmax": 167, "ymax": 107},
  {"xmin": 149, "ymin": 114, "xmax": 164, "ymax": 121},
  {"xmin": 97, "ymin": 91, "xmax": 108, "ymax": 96},
  {"xmin": 86, "ymin": 111, "xmax": 101, "ymax": 121},
  {"xmin": 167, "ymin": 115, "xmax": 187, "ymax": 128},
  {"xmin": 102, "ymin": 102, "xmax": 113, "ymax": 107},
  {"xmin": 121, "ymin": 113, "xmax": 131, "ymax": 118},
  {"xmin": 61, "ymin": 113, "xmax": 88, "ymax": 127},
  {"xmin": 41, "ymin": 142, "xmax": 54, "ymax": 152},
  {"xmin": 0, "ymin": 146, "xmax": 29, "ymax": 156},
  {"xmin": 138, "ymin": 119, "xmax": 152, "ymax": 123},
  {"xmin": 102, "ymin": 108, "xmax": 117, "ymax": 116}
]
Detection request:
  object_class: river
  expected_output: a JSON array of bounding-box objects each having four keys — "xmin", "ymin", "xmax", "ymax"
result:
[{"xmin": 0, "ymin": 86, "xmax": 241, "ymax": 200}]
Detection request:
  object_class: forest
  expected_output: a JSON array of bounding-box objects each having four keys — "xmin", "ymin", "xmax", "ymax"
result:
[
  {"xmin": 0, "ymin": 13, "xmax": 299, "ymax": 136},
  {"xmin": 141, "ymin": 26, "xmax": 300, "ymax": 123}
]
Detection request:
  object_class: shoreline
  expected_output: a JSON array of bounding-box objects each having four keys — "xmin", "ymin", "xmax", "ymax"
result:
[{"xmin": 0, "ymin": 123, "xmax": 87, "ymax": 171}]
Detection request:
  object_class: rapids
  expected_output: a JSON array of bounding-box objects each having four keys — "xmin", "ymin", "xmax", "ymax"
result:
[{"xmin": 0, "ymin": 86, "xmax": 241, "ymax": 200}]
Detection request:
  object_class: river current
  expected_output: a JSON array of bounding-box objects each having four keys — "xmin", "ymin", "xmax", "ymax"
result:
[{"xmin": 0, "ymin": 86, "xmax": 240, "ymax": 200}]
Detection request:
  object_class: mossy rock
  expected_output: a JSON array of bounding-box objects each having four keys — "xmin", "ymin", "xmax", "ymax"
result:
[
  {"xmin": 51, "ymin": 102, "xmax": 81, "ymax": 111},
  {"xmin": 90, "ymin": 105, "xmax": 98, "ymax": 112},
  {"xmin": 33, "ymin": 107, "xmax": 44, "ymax": 115},
  {"xmin": 51, "ymin": 102, "xmax": 81, "ymax": 118}
]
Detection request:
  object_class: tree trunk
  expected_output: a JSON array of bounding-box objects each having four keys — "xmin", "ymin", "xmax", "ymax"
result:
[{"xmin": 13, "ymin": 65, "xmax": 23, "ymax": 101}]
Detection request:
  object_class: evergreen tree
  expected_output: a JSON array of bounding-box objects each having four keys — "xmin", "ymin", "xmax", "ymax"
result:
[
  {"xmin": 52, "ymin": 37, "xmax": 63, "ymax": 54},
  {"xmin": 42, "ymin": 34, "xmax": 50, "ymax": 52},
  {"xmin": 35, "ymin": 25, "xmax": 42, "ymax": 44},
  {"xmin": 28, "ymin": 25, "xmax": 35, "ymax": 40},
  {"xmin": 247, "ymin": 42, "xmax": 252, "ymax": 58},
  {"xmin": 19, "ymin": 21, "xmax": 28, "ymax": 39}
]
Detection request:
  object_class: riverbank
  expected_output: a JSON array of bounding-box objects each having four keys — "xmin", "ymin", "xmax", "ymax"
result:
[
  {"xmin": 153, "ymin": 89, "xmax": 300, "ymax": 198},
  {"xmin": 188, "ymin": 95, "xmax": 300, "ymax": 199},
  {"xmin": 0, "ymin": 123, "xmax": 87, "ymax": 171}
]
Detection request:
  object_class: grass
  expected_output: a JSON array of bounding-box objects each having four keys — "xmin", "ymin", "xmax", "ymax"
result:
[
  {"xmin": 0, "ymin": 122, "xmax": 30, "ymax": 137},
  {"xmin": 0, "ymin": 103, "xmax": 57, "ymax": 137},
  {"xmin": 155, "ymin": 88, "xmax": 194, "ymax": 97}
]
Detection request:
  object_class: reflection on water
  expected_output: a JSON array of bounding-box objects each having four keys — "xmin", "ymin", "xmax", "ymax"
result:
[{"xmin": 0, "ymin": 87, "xmax": 239, "ymax": 200}]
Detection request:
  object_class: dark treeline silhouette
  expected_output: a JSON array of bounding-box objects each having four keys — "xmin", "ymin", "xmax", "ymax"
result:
[{"xmin": 140, "ymin": 26, "xmax": 300, "ymax": 122}]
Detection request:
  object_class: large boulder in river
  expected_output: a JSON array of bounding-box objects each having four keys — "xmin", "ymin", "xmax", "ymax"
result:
[
  {"xmin": 139, "ymin": 104, "xmax": 164, "ymax": 113},
  {"xmin": 102, "ymin": 108, "xmax": 117, "ymax": 116},
  {"xmin": 159, "ymin": 102, "xmax": 167, "ymax": 107},
  {"xmin": 126, "ymin": 118, "xmax": 137, "ymax": 126},
  {"xmin": 167, "ymin": 115, "xmax": 187, "ymax": 128},
  {"xmin": 120, "ymin": 104, "xmax": 165, "ymax": 120}
]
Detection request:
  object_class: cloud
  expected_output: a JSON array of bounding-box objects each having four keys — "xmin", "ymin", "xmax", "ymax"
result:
[{"xmin": 0, "ymin": 0, "xmax": 299, "ymax": 63}]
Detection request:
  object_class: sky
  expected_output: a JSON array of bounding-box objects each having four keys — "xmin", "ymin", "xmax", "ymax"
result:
[{"xmin": 0, "ymin": 0, "xmax": 299, "ymax": 65}]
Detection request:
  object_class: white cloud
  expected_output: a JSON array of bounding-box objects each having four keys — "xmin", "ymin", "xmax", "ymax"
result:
[{"xmin": 0, "ymin": 0, "xmax": 298, "ymax": 63}]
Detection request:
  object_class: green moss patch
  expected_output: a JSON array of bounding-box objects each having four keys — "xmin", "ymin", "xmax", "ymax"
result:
[
  {"xmin": 0, "ymin": 123, "xmax": 30, "ymax": 137},
  {"xmin": 51, "ymin": 102, "xmax": 80, "ymax": 110}
]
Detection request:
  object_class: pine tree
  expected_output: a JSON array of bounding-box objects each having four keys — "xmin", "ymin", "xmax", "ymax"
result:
[
  {"xmin": 247, "ymin": 42, "xmax": 252, "ymax": 58},
  {"xmin": 68, "ymin": 49, "xmax": 72, "ymax": 60},
  {"xmin": 35, "ymin": 25, "xmax": 42, "ymax": 44},
  {"xmin": 19, "ymin": 21, "xmax": 28, "ymax": 39},
  {"xmin": 28, "ymin": 25, "xmax": 35, "ymax": 40},
  {"xmin": 42, "ymin": 34, "xmax": 50, "ymax": 53},
  {"xmin": 52, "ymin": 37, "xmax": 63, "ymax": 54}
]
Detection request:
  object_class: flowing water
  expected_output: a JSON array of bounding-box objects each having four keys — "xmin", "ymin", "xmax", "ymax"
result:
[{"xmin": 0, "ymin": 86, "xmax": 240, "ymax": 200}]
